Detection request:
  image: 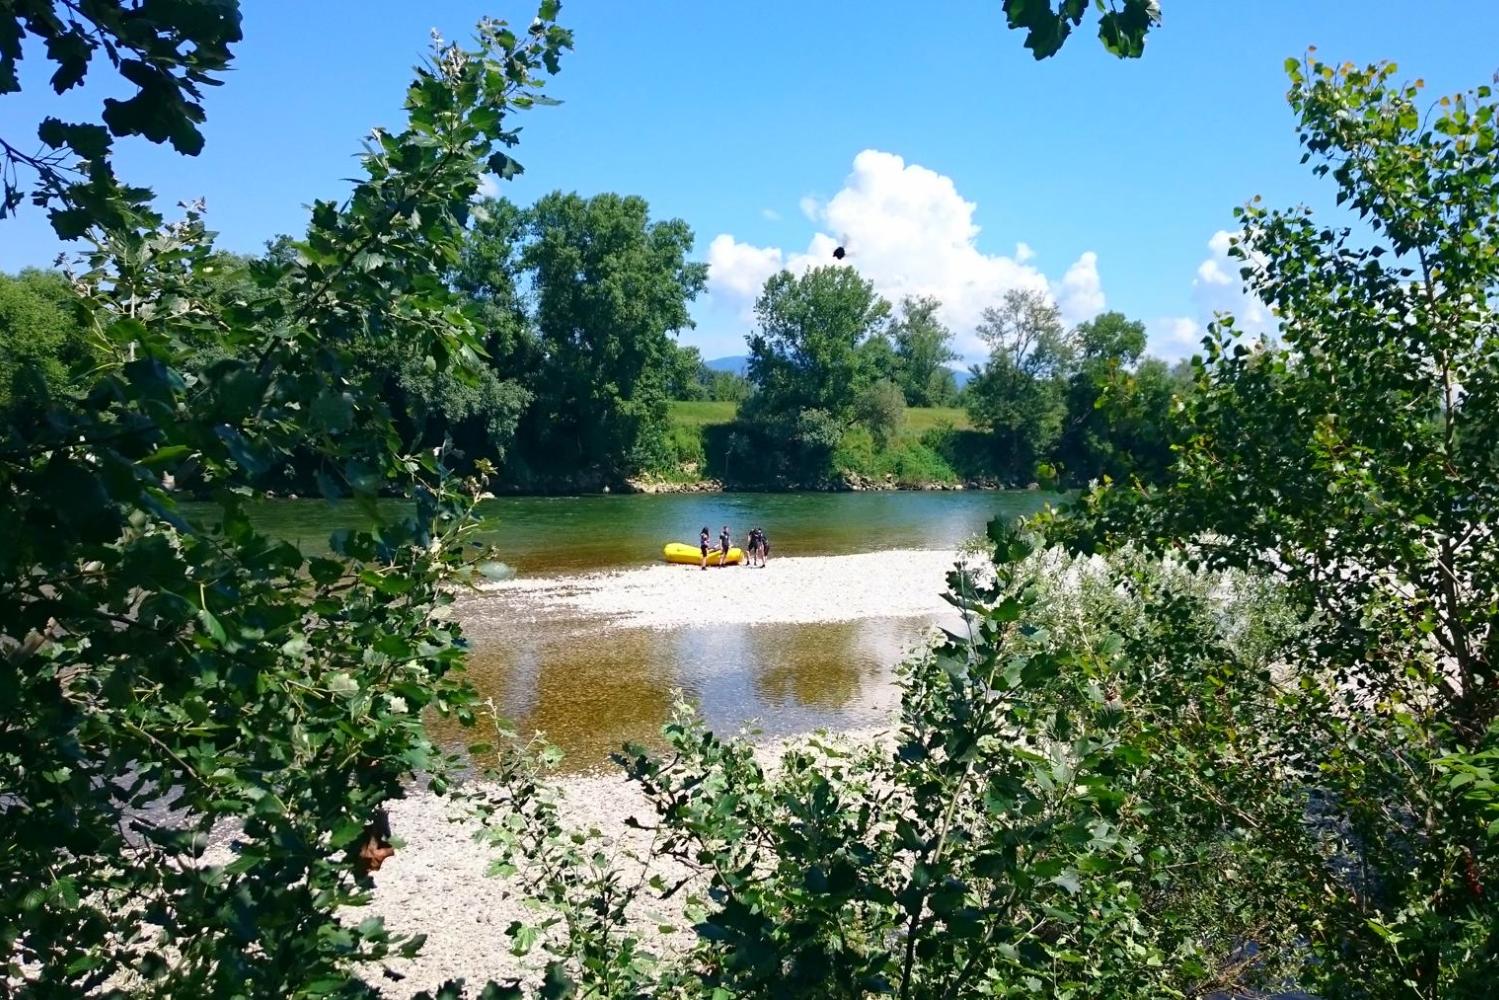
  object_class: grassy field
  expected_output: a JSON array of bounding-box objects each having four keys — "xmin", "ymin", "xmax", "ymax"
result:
[
  {"xmin": 663, "ymin": 400, "xmax": 990, "ymax": 485},
  {"xmin": 667, "ymin": 400, "xmax": 737, "ymax": 429},
  {"xmin": 905, "ymin": 406, "xmax": 972, "ymax": 432},
  {"xmin": 668, "ymin": 400, "xmax": 972, "ymax": 433}
]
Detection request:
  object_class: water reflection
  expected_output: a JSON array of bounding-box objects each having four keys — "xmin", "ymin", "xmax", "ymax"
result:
[
  {"xmin": 443, "ymin": 606, "xmax": 949, "ymax": 772},
  {"xmin": 219, "ymin": 491, "xmax": 1050, "ymax": 770}
]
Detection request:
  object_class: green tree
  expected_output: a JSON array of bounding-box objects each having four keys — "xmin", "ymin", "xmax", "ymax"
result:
[
  {"xmin": 1060, "ymin": 58, "xmax": 1499, "ymax": 995},
  {"xmin": 454, "ymin": 195, "xmax": 539, "ymax": 378},
  {"xmin": 889, "ymin": 294, "xmax": 958, "ymax": 406},
  {"xmin": 1001, "ymin": 0, "xmax": 1162, "ymax": 59},
  {"xmin": 1054, "ymin": 310, "xmax": 1177, "ymax": 484},
  {"xmin": 745, "ymin": 265, "xmax": 891, "ymax": 422},
  {"xmin": 666, "ymin": 342, "xmax": 712, "ymax": 401},
  {"xmin": 0, "ymin": 268, "xmax": 97, "ymax": 417},
  {"xmin": 965, "ymin": 287, "xmax": 1074, "ymax": 481},
  {"xmin": 523, "ymin": 191, "xmax": 707, "ymax": 479},
  {"xmin": 1, "ymin": 9, "xmax": 572, "ymax": 996},
  {"xmin": 708, "ymin": 369, "xmax": 751, "ymax": 403},
  {"xmin": 856, "ymin": 328, "xmax": 902, "ymax": 391},
  {"xmin": 853, "ymin": 378, "xmax": 907, "ymax": 448}
]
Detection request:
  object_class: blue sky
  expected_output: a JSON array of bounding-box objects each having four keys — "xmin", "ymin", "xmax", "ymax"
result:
[{"xmin": 4, "ymin": 1, "xmax": 1497, "ymax": 362}]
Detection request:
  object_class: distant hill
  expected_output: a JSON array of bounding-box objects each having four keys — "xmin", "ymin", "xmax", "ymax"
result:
[
  {"xmin": 706, "ymin": 354, "xmax": 749, "ymax": 376},
  {"xmin": 710, "ymin": 355, "xmax": 973, "ymax": 388}
]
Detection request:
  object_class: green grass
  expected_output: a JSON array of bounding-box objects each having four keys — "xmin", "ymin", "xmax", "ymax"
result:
[
  {"xmin": 665, "ymin": 400, "xmax": 986, "ymax": 484},
  {"xmin": 905, "ymin": 406, "xmax": 972, "ymax": 433},
  {"xmin": 668, "ymin": 400, "xmax": 971, "ymax": 434},
  {"xmin": 668, "ymin": 399, "xmax": 737, "ymax": 430}
]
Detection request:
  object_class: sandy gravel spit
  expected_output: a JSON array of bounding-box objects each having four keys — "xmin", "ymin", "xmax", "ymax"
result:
[
  {"xmin": 468, "ymin": 549, "xmax": 972, "ymax": 630},
  {"xmin": 358, "ymin": 727, "xmax": 893, "ymax": 996}
]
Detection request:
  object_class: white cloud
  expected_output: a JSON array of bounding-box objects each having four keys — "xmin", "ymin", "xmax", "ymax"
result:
[
  {"xmin": 1133, "ymin": 230, "xmax": 1278, "ymax": 361},
  {"xmin": 705, "ymin": 150, "xmax": 1103, "ymax": 361},
  {"xmin": 1055, "ymin": 250, "xmax": 1105, "ymax": 327},
  {"xmin": 477, "ymin": 174, "xmax": 500, "ymax": 199},
  {"xmin": 760, "ymin": 207, "xmax": 782, "ymax": 222},
  {"xmin": 706, "ymin": 233, "xmax": 784, "ymax": 304},
  {"xmin": 1191, "ymin": 229, "xmax": 1274, "ymax": 334},
  {"xmin": 1147, "ymin": 315, "xmax": 1203, "ymax": 360}
]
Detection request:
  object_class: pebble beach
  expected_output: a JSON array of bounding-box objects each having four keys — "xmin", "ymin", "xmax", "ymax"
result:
[{"xmin": 358, "ymin": 548, "xmax": 974, "ymax": 993}]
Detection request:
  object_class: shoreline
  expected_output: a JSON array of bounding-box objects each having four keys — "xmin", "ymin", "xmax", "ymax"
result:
[
  {"xmin": 464, "ymin": 548, "xmax": 974, "ymax": 631},
  {"xmin": 204, "ymin": 479, "xmax": 1056, "ymax": 502}
]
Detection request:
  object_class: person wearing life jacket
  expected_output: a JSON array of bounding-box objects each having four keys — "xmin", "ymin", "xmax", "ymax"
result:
[{"xmin": 699, "ymin": 525, "xmax": 711, "ymax": 570}]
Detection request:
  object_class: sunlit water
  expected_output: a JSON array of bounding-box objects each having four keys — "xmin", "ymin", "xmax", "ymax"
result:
[{"xmin": 235, "ymin": 490, "xmax": 1057, "ymax": 770}]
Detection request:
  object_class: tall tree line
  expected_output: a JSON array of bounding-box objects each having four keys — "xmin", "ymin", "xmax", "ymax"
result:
[
  {"xmin": 729, "ymin": 264, "xmax": 1185, "ymax": 486},
  {"xmin": 965, "ymin": 288, "xmax": 1188, "ymax": 485},
  {"xmin": 1, "ymin": 190, "xmax": 707, "ymax": 489}
]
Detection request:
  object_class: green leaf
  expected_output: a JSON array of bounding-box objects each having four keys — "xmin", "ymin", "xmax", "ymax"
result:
[
  {"xmin": 197, "ymin": 607, "xmax": 227, "ymax": 643},
  {"xmin": 140, "ymin": 444, "xmax": 192, "ymax": 467}
]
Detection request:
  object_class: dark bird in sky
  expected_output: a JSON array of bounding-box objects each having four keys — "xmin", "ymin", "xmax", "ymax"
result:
[{"xmin": 832, "ymin": 246, "xmax": 846, "ymax": 260}]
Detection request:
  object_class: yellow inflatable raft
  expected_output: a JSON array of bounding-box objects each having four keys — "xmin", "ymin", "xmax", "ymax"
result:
[{"xmin": 664, "ymin": 542, "xmax": 744, "ymax": 566}]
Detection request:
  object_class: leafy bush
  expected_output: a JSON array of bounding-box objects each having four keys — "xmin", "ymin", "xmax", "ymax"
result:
[
  {"xmin": 0, "ymin": 8, "xmax": 572, "ymax": 995},
  {"xmin": 919, "ymin": 423, "xmax": 1002, "ymax": 481},
  {"xmin": 636, "ymin": 420, "xmax": 707, "ymax": 480},
  {"xmin": 478, "ymin": 529, "xmax": 1324, "ymax": 997},
  {"xmin": 853, "ymin": 378, "xmax": 907, "ymax": 448},
  {"xmin": 833, "ymin": 426, "xmax": 957, "ymax": 485}
]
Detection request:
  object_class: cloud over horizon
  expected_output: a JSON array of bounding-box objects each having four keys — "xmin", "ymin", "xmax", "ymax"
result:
[
  {"xmin": 697, "ymin": 154, "xmax": 1282, "ymax": 366},
  {"xmin": 703, "ymin": 150, "xmax": 1108, "ymax": 362}
]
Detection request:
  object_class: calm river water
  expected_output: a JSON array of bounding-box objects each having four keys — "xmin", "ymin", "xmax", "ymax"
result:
[{"xmin": 243, "ymin": 491, "xmax": 1056, "ymax": 769}]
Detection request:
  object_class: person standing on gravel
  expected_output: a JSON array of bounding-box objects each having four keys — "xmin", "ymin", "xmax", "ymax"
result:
[
  {"xmin": 699, "ymin": 525, "xmax": 711, "ymax": 570},
  {"xmin": 718, "ymin": 524, "xmax": 732, "ymax": 567}
]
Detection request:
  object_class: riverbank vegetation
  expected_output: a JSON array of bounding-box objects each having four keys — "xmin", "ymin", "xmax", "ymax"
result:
[
  {"xmin": 652, "ymin": 289, "xmax": 1183, "ymax": 491},
  {"xmin": 1, "ymin": 232, "xmax": 1179, "ymax": 493},
  {"xmin": 4, "ymin": 1, "xmax": 1497, "ymax": 997}
]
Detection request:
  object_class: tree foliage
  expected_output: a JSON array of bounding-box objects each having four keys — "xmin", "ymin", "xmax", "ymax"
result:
[
  {"xmin": 746, "ymin": 266, "xmax": 891, "ymax": 423},
  {"xmin": 965, "ymin": 288, "xmax": 1073, "ymax": 480},
  {"xmin": 1057, "ymin": 57, "xmax": 1499, "ymax": 995},
  {"xmin": 1001, "ymin": 0, "xmax": 1161, "ymax": 60},
  {"xmin": 889, "ymin": 295, "xmax": 959, "ymax": 407},
  {"xmin": 853, "ymin": 378, "xmax": 907, "ymax": 449},
  {"xmin": 1, "ymin": 0, "xmax": 244, "ymax": 231},
  {"xmin": 0, "ymin": 268, "xmax": 97, "ymax": 417},
  {"xmin": 1055, "ymin": 311, "xmax": 1177, "ymax": 484},
  {"xmin": 520, "ymin": 191, "xmax": 706, "ymax": 479},
  {"xmin": 1, "ymin": 8, "xmax": 572, "ymax": 996}
]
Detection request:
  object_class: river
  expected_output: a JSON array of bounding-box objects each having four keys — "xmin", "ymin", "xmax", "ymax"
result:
[{"xmin": 242, "ymin": 490, "xmax": 1056, "ymax": 770}]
